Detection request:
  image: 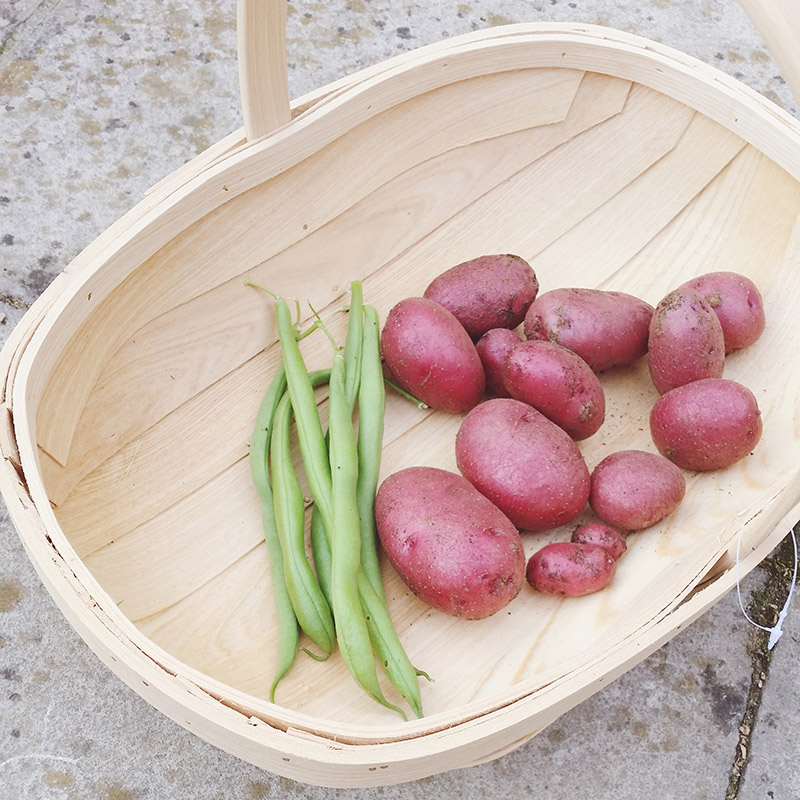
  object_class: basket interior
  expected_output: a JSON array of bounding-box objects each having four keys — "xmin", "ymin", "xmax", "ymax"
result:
[{"xmin": 32, "ymin": 66, "xmax": 800, "ymax": 729}]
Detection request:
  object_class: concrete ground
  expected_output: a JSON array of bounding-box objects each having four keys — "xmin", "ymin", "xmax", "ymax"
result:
[{"xmin": 1, "ymin": 1, "xmax": 799, "ymax": 798}]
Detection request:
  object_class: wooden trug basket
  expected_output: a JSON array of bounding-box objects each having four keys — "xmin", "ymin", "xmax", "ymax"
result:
[{"xmin": 2, "ymin": 0, "xmax": 800, "ymax": 789}]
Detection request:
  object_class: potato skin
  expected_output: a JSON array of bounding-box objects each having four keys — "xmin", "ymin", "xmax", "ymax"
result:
[
  {"xmin": 475, "ymin": 328, "xmax": 521, "ymax": 397},
  {"xmin": 455, "ymin": 398, "xmax": 590, "ymax": 531},
  {"xmin": 680, "ymin": 271, "xmax": 765, "ymax": 353},
  {"xmin": 648, "ymin": 286, "xmax": 725, "ymax": 394},
  {"xmin": 589, "ymin": 450, "xmax": 686, "ymax": 530},
  {"xmin": 375, "ymin": 466, "xmax": 525, "ymax": 619},
  {"xmin": 423, "ymin": 254, "xmax": 539, "ymax": 340},
  {"xmin": 571, "ymin": 523, "xmax": 627, "ymax": 560},
  {"xmin": 380, "ymin": 297, "xmax": 485, "ymax": 413},
  {"xmin": 523, "ymin": 288, "xmax": 654, "ymax": 372},
  {"xmin": 503, "ymin": 340, "xmax": 605, "ymax": 440},
  {"xmin": 526, "ymin": 542, "xmax": 616, "ymax": 597},
  {"xmin": 649, "ymin": 378, "xmax": 763, "ymax": 471}
]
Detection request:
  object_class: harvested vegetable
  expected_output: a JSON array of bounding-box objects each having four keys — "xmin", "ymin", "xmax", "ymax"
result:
[
  {"xmin": 526, "ymin": 542, "xmax": 617, "ymax": 597},
  {"xmin": 589, "ymin": 450, "xmax": 686, "ymax": 530},
  {"xmin": 380, "ymin": 296, "xmax": 485, "ymax": 413},
  {"xmin": 502, "ymin": 339, "xmax": 605, "ymax": 440},
  {"xmin": 475, "ymin": 327, "xmax": 521, "ymax": 397},
  {"xmin": 375, "ymin": 466, "xmax": 525, "ymax": 619},
  {"xmin": 423, "ymin": 253, "xmax": 538, "ymax": 340},
  {"xmin": 523, "ymin": 287, "xmax": 654, "ymax": 372},
  {"xmin": 571, "ymin": 523, "xmax": 627, "ymax": 560},
  {"xmin": 455, "ymin": 398, "xmax": 590, "ymax": 531},
  {"xmin": 648, "ymin": 286, "xmax": 725, "ymax": 394},
  {"xmin": 680, "ymin": 271, "xmax": 765, "ymax": 353},
  {"xmin": 650, "ymin": 378, "xmax": 763, "ymax": 471}
]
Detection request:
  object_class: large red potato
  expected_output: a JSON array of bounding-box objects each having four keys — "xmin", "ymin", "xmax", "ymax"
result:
[
  {"xmin": 380, "ymin": 296, "xmax": 485, "ymax": 413},
  {"xmin": 423, "ymin": 254, "xmax": 539, "ymax": 340},
  {"xmin": 375, "ymin": 466, "xmax": 526, "ymax": 619},
  {"xmin": 502, "ymin": 339, "xmax": 605, "ymax": 440},
  {"xmin": 455, "ymin": 398, "xmax": 590, "ymax": 531},
  {"xmin": 523, "ymin": 287, "xmax": 654, "ymax": 372},
  {"xmin": 680, "ymin": 271, "xmax": 765, "ymax": 353},
  {"xmin": 648, "ymin": 286, "xmax": 725, "ymax": 394},
  {"xmin": 589, "ymin": 450, "xmax": 686, "ymax": 530},
  {"xmin": 649, "ymin": 378, "xmax": 763, "ymax": 471},
  {"xmin": 526, "ymin": 542, "xmax": 617, "ymax": 597}
]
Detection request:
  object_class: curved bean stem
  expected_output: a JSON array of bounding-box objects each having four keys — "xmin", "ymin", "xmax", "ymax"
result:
[
  {"xmin": 249, "ymin": 364, "xmax": 297, "ymax": 701},
  {"xmin": 342, "ymin": 280, "xmax": 364, "ymax": 412},
  {"xmin": 271, "ymin": 391, "xmax": 335, "ymax": 659}
]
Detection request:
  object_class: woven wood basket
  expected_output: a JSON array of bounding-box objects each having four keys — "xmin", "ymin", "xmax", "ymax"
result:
[{"xmin": 2, "ymin": 0, "xmax": 800, "ymax": 788}]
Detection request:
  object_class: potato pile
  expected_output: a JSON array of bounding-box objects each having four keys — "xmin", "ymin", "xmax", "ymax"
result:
[{"xmin": 376, "ymin": 255, "xmax": 765, "ymax": 617}]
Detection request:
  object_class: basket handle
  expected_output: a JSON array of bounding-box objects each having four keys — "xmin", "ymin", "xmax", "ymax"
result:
[
  {"xmin": 739, "ymin": 0, "xmax": 800, "ymax": 106},
  {"xmin": 237, "ymin": 0, "xmax": 291, "ymax": 140},
  {"xmin": 235, "ymin": 0, "xmax": 800, "ymax": 142}
]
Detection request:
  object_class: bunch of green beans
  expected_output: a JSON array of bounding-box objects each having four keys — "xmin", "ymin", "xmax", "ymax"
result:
[{"xmin": 247, "ymin": 280, "xmax": 424, "ymax": 719}]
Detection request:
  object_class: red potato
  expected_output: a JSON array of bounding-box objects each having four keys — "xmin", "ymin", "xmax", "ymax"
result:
[
  {"xmin": 526, "ymin": 542, "xmax": 617, "ymax": 597},
  {"xmin": 523, "ymin": 287, "xmax": 654, "ymax": 372},
  {"xmin": 455, "ymin": 398, "xmax": 590, "ymax": 532},
  {"xmin": 648, "ymin": 286, "xmax": 725, "ymax": 394},
  {"xmin": 680, "ymin": 271, "xmax": 765, "ymax": 353},
  {"xmin": 502, "ymin": 339, "xmax": 605, "ymax": 440},
  {"xmin": 423, "ymin": 254, "xmax": 539, "ymax": 340},
  {"xmin": 375, "ymin": 466, "xmax": 526, "ymax": 619},
  {"xmin": 380, "ymin": 296, "xmax": 485, "ymax": 414},
  {"xmin": 571, "ymin": 523, "xmax": 627, "ymax": 560},
  {"xmin": 475, "ymin": 328, "xmax": 522, "ymax": 397},
  {"xmin": 589, "ymin": 450, "xmax": 686, "ymax": 530},
  {"xmin": 650, "ymin": 378, "xmax": 763, "ymax": 471}
]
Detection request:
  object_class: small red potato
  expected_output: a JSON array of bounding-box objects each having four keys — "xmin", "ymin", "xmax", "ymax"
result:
[
  {"xmin": 589, "ymin": 450, "xmax": 686, "ymax": 530},
  {"xmin": 375, "ymin": 466, "xmax": 526, "ymax": 619},
  {"xmin": 648, "ymin": 286, "xmax": 725, "ymax": 394},
  {"xmin": 475, "ymin": 328, "xmax": 521, "ymax": 397},
  {"xmin": 571, "ymin": 523, "xmax": 627, "ymax": 560},
  {"xmin": 650, "ymin": 378, "xmax": 763, "ymax": 471},
  {"xmin": 526, "ymin": 542, "xmax": 617, "ymax": 597},
  {"xmin": 523, "ymin": 287, "xmax": 654, "ymax": 372},
  {"xmin": 380, "ymin": 296, "xmax": 485, "ymax": 413},
  {"xmin": 502, "ymin": 339, "xmax": 605, "ymax": 440},
  {"xmin": 680, "ymin": 271, "xmax": 765, "ymax": 353},
  {"xmin": 455, "ymin": 398, "xmax": 590, "ymax": 532},
  {"xmin": 423, "ymin": 254, "xmax": 539, "ymax": 340}
]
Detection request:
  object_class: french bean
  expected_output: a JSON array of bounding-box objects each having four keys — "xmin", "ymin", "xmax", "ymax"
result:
[
  {"xmin": 356, "ymin": 304, "xmax": 387, "ymax": 601},
  {"xmin": 328, "ymin": 352, "xmax": 405, "ymax": 718},
  {"xmin": 248, "ymin": 364, "xmax": 297, "ymax": 701},
  {"xmin": 271, "ymin": 391, "xmax": 335, "ymax": 659}
]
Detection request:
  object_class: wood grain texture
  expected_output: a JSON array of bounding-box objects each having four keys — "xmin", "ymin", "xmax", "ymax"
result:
[{"xmin": 3, "ymin": 22, "xmax": 800, "ymax": 787}]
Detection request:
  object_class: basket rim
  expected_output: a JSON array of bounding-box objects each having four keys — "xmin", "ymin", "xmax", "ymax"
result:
[{"xmin": 3, "ymin": 20, "xmax": 800, "ymax": 786}]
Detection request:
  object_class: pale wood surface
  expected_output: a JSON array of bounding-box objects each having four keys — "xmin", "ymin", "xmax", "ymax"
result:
[{"xmin": 2, "ymin": 21, "xmax": 800, "ymax": 787}]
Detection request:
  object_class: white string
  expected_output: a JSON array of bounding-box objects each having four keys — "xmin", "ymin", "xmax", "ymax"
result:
[{"xmin": 736, "ymin": 521, "xmax": 798, "ymax": 650}]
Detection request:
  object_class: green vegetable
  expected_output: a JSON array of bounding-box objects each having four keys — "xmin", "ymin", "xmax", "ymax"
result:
[
  {"xmin": 247, "ymin": 365, "xmax": 296, "ymax": 702},
  {"xmin": 270, "ymin": 390, "xmax": 335, "ymax": 660}
]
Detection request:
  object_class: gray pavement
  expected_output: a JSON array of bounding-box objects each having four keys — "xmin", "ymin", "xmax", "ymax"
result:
[{"xmin": 1, "ymin": 1, "xmax": 799, "ymax": 798}]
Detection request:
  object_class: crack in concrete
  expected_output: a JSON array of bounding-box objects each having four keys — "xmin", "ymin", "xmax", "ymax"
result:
[
  {"xmin": 0, "ymin": 0, "xmax": 66, "ymax": 65},
  {"xmin": 725, "ymin": 528, "xmax": 798, "ymax": 799}
]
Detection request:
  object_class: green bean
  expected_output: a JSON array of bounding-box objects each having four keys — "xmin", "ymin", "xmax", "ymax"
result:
[
  {"xmin": 342, "ymin": 280, "xmax": 364, "ymax": 412},
  {"xmin": 271, "ymin": 296, "xmax": 336, "ymax": 532},
  {"xmin": 327, "ymin": 352, "xmax": 405, "ymax": 718},
  {"xmin": 271, "ymin": 392, "xmax": 335, "ymax": 659},
  {"xmin": 358, "ymin": 575, "xmax": 424, "ymax": 718},
  {"xmin": 356, "ymin": 304, "xmax": 387, "ymax": 601},
  {"xmin": 248, "ymin": 364, "xmax": 297, "ymax": 701}
]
